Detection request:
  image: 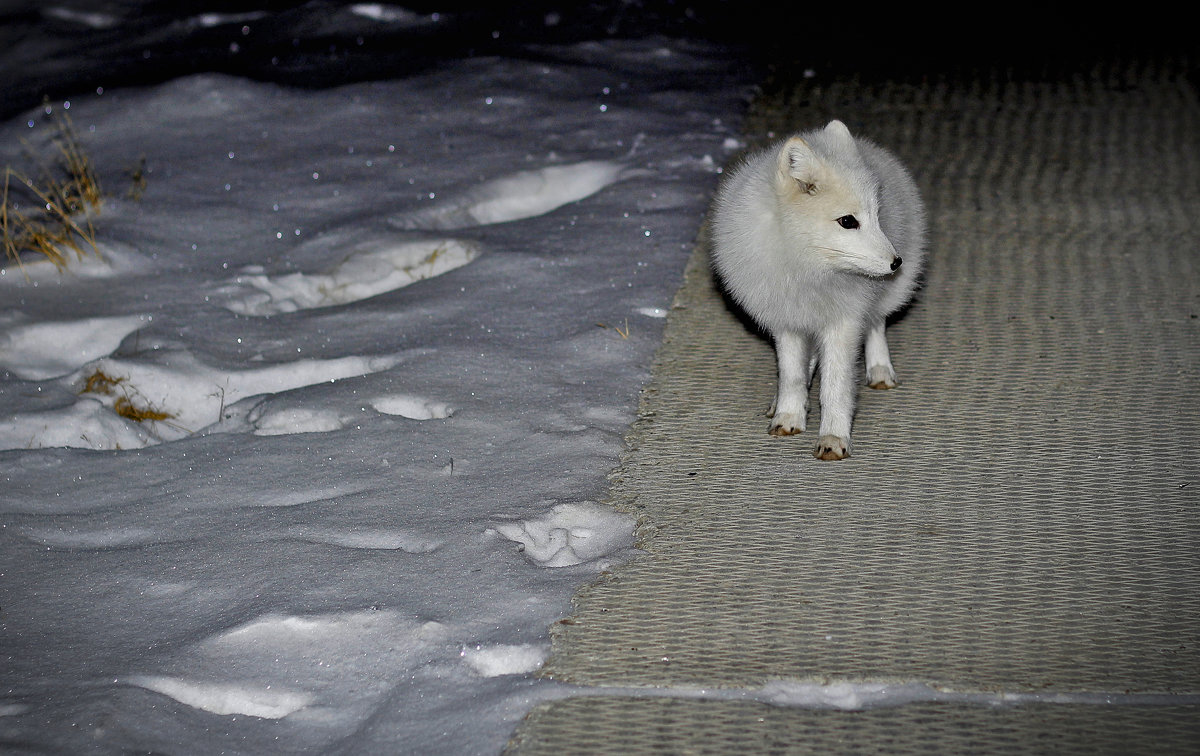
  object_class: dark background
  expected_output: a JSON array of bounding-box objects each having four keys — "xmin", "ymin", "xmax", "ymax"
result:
[{"xmin": 1, "ymin": 1, "xmax": 1192, "ymax": 123}]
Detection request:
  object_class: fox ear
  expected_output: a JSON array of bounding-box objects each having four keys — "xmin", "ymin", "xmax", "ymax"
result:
[
  {"xmin": 824, "ymin": 120, "xmax": 860, "ymax": 153},
  {"xmin": 824, "ymin": 119, "xmax": 854, "ymax": 141},
  {"xmin": 779, "ymin": 137, "xmax": 820, "ymax": 194}
]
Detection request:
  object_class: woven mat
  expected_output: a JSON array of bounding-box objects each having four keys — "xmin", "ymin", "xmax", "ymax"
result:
[{"xmin": 508, "ymin": 55, "xmax": 1200, "ymax": 753}]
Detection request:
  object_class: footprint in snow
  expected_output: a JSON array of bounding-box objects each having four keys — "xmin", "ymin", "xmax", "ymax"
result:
[
  {"xmin": 224, "ymin": 237, "xmax": 479, "ymax": 316},
  {"xmin": 391, "ymin": 160, "xmax": 628, "ymax": 230},
  {"xmin": 250, "ymin": 406, "xmax": 349, "ymax": 436},
  {"xmin": 487, "ymin": 502, "xmax": 634, "ymax": 568}
]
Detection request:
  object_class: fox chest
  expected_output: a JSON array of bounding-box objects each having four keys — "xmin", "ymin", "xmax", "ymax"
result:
[{"xmin": 736, "ymin": 256, "xmax": 883, "ymax": 334}]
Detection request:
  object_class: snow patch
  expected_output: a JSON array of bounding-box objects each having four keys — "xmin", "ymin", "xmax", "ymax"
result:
[
  {"xmin": 132, "ymin": 610, "xmax": 457, "ymax": 723},
  {"xmin": 42, "ymin": 6, "xmax": 120, "ymax": 28},
  {"xmin": 0, "ymin": 352, "xmax": 400, "ymax": 450},
  {"xmin": 250, "ymin": 485, "xmax": 359, "ymax": 508},
  {"xmin": 350, "ymin": 4, "xmax": 433, "ymax": 24},
  {"xmin": 213, "ymin": 610, "xmax": 446, "ymax": 649},
  {"xmin": 0, "ymin": 242, "xmax": 144, "ymax": 282},
  {"xmin": 80, "ymin": 351, "xmax": 397, "ymax": 441},
  {"xmin": 251, "ymin": 406, "xmax": 348, "ymax": 436},
  {"xmin": 0, "ymin": 314, "xmax": 149, "ymax": 380},
  {"xmin": 291, "ymin": 526, "xmax": 442, "ymax": 552},
  {"xmin": 129, "ymin": 676, "xmax": 312, "ymax": 719},
  {"xmin": 19, "ymin": 525, "xmax": 158, "ymax": 550},
  {"xmin": 461, "ymin": 643, "xmax": 546, "ymax": 677},
  {"xmin": 487, "ymin": 502, "xmax": 634, "ymax": 567},
  {"xmin": 0, "ymin": 397, "xmax": 156, "ymax": 451},
  {"xmin": 194, "ymin": 12, "xmax": 269, "ymax": 28},
  {"xmin": 370, "ymin": 394, "xmax": 455, "ymax": 420},
  {"xmin": 393, "ymin": 161, "xmax": 627, "ymax": 230},
  {"xmin": 224, "ymin": 238, "xmax": 479, "ymax": 316},
  {"xmin": 759, "ymin": 681, "xmax": 904, "ymax": 710}
]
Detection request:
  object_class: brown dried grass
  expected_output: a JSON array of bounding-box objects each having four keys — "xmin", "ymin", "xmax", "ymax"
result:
[{"xmin": 2, "ymin": 108, "xmax": 103, "ymax": 271}]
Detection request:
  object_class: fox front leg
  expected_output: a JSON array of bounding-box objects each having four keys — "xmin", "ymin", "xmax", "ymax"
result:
[
  {"xmin": 768, "ymin": 330, "xmax": 813, "ymax": 436},
  {"xmin": 813, "ymin": 321, "xmax": 859, "ymax": 460},
  {"xmin": 864, "ymin": 317, "xmax": 897, "ymax": 389}
]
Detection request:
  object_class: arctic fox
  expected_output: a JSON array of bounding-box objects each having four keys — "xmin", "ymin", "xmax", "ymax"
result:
[{"xmin": 710, "ymin": 120, "xmax": 926, "ymax": 460}]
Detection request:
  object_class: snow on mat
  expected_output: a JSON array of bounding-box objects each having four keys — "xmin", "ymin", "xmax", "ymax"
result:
[{"xmin": 509, "ymin": 56, "xmax": 1200, "ymax": 751}]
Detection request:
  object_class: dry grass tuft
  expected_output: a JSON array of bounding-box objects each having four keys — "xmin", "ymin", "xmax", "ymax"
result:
[
  {"xmin": 595, "ymin": 318, "xmax": 631, "ymax": 339},
  {"xmin": 80, "ymin": 368, "xmax": 175, "ymax": 424},
  {"xmin": 2, "ymin": 107, "xmax": 104, "ymax": 271},
  {"xmin": 112, "ymin": 396, "xmax": 173, "ymax": 423},
  {"xmin": 80, "ymin": 369, "xmax": 125, "ymax": 395}
]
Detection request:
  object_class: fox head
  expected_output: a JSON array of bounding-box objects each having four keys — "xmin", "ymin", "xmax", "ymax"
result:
[{"xmin": 774, "ymin": 120, "xmax": 901, "ymax": 277}]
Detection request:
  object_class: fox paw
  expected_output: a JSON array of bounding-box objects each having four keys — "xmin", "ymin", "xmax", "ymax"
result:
[
  {"xmin": 768, "ymin": 413, "xmax": 805, "ymax": 436},
  {"xmin": 813, "ymin": 435, "xmax": 850, "ymax": 461},
  {"xmin": 866, "ymin": 364, "xmax": 897, "ymax": 390}
]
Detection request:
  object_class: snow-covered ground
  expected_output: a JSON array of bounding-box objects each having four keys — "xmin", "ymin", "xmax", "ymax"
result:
[{"xmin": 0, "ymin": 5, "xmax": 753, "ymax": 752}]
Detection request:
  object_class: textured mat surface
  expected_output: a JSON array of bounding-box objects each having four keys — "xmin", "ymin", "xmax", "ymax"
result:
[
  {"xmin": 510, "ymin": 55, "xmax": 1200, "ymax": 751},
  {"xmin": 508, "ymin": 698, "xmax": 1200, "ymax": 755}
]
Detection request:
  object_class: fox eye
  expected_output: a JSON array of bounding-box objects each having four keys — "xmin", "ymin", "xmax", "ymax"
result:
[{"xmin": 836, "ymin": 215, "xmax": 859, "ymax": 229}]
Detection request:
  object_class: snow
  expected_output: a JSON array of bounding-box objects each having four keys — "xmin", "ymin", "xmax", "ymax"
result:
[
  {"xmin": 0, "ymin": 11, "xmax": 753, "ymax": 754},
  {"xmin": 486, "ymin": 502, "xmax": 636, "ymax": 569},
  {"xmin": 348, "ymin": 4, "xmax": 441, "ymax": 26},
  {"xmin": 0, "ymin": 313, "xmax": 152, "ymax": 380},
  {"xmin": 222, "ymin": 238, "xmax": 481, "ymax": 315},
  {"xmin": 392, "ymin": 160, "xmax": 631, "ymax": 230}
]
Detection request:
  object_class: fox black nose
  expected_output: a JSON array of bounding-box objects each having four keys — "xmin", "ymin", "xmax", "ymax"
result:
[{"xmin": 890, "ymin": 256, "xmax": 903, "ymax": 272}]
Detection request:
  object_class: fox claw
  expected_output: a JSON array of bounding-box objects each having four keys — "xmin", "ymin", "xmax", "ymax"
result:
[
  {"xmin": 768, "ymin": 412, "xmax": 805, "ymax": 436},
  {"xmin": 813, "ymin": 435, "xmax": 850, "ymax": 460},
  {"xmin": 866, "ymin": 364, "xmax": 897, "ymax": 389}
]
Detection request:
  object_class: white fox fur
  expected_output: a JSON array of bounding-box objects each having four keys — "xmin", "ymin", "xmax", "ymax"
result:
[{"xmin": 710, "ymin": 120, "xmax": 926, "ymax": 460}]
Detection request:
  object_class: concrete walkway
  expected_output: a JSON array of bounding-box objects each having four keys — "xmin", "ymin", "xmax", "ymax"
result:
[{"xmin": 507, "ymin": 53, "xmax": 1200, "ymax": 754}]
